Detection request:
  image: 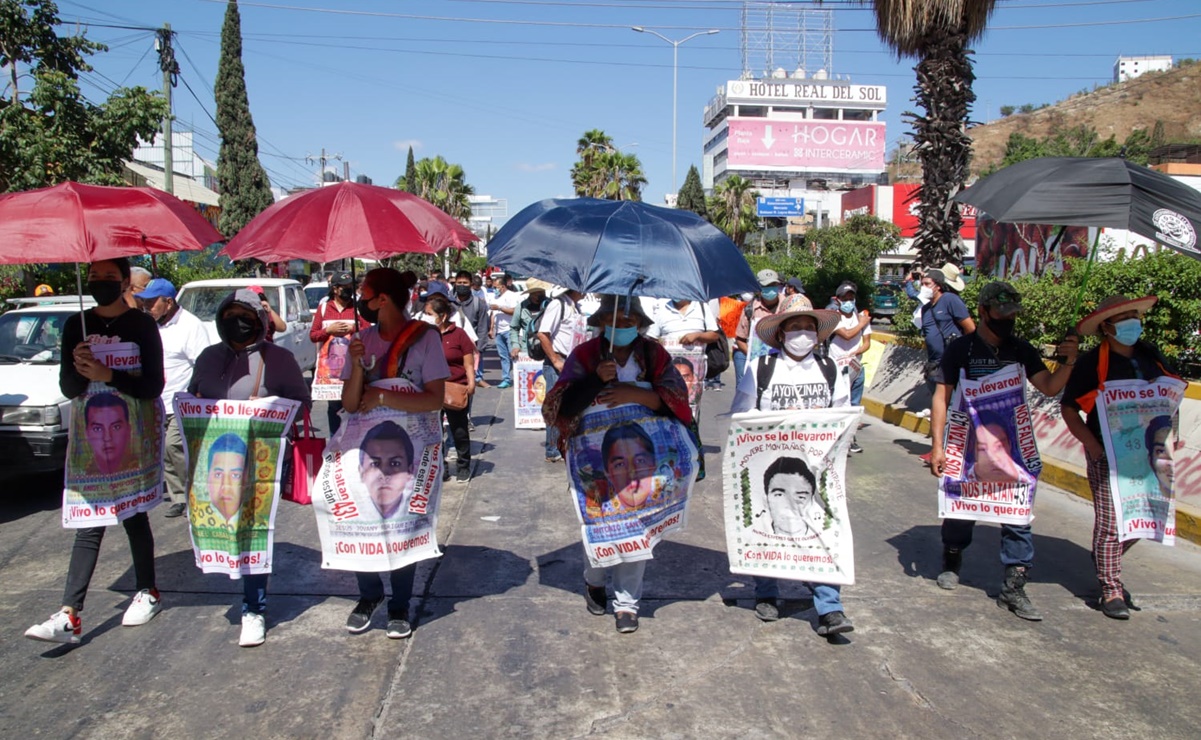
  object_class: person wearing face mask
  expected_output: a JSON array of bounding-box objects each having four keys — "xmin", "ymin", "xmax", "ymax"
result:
[
  {"xmin": 1062, "ymin": 294, "xmax": 1180, "ymax": 620},
  {"xmin": 734, "ymin": 270, "xmax": 794, "ymax": 390},
  {"xmin": 25, "ymin": 258, "xmax": 167, "ymax": 645},
  {"xmin": 451, "ymin": 270, "xmax": 491, "ymax": 388},
  {"xmin": 508, "ymin": 279, "xmax": 551, "ymax": 362},
  {"xmin": 536, "ymin": 287, "xmax": 588, "ymax": 463},
  {"xmin": 487, "ymin": 273, "xmax": 522, "ymax": 389},
  {"xmin": 929, "ymin": 281, "xmax": 1077, "ymax": 622},
  {"xmin": 730, "ymin": 307, "xmax": 855, "ymax": 636},
  {"xmin": 311, "ymin": 272, "xmax": 371, "ymax": 436},
  {"xmin": 423, "ymin": 294, "xmax": 476, "ymax": 482},
  {"xmin": 134, "ymin": 278, "xmax": 212, "ymax": 519},
  {"xmin": 827, "ymin": 282, "xmax": 872, "ymax": 454},
  {"xmin": 542, "ymin": 295, "xmax": 693, "ymax": 634},
  {"xmin": 916, "ymin": 266, "xmax": 975, "ymax": 459},
  {"xmin": 186, "ymin": 289, "xmax": 311, "ymax": 646}
]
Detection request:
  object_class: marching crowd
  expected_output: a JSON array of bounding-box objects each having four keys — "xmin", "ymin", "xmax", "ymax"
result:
[{"xmin": 23, "ymin": 257, "xmax": 1180, "ymax": 647}]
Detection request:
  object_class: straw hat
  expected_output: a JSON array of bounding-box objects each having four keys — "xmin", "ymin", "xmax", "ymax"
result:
[
  {"xmin": 755, "ymin": 308, "xmax": 841, "ymax": 349},
  {"xmin": 586, "ymin": 294, "xmax": 653, "ymax": 328},
  {"xmin": 523, "ymin": 278, "xmax": 553, "ymax": 294},
  {"xmin": 938, "ymin": 262, "xmax": 966, "ymax": 292},
  {"xmin": 1076, "ymin": 294, "xmax": 1158, "ymax": 336}
]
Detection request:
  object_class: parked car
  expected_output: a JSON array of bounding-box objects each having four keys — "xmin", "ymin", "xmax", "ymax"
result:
[
  {"xmin": 176, "ymin": 278, "xmax": 317, "ymax": 372},
  {"xmin": 871, "ymin": 282, "xmax": 901, "ymax": 324},
  {"xmin": 304, "ymin": 281, "xmax": 329, "ymax": 316},
  {"xmin": 0, "ymin": 296, "xmax": 95, "ymax": 478}
]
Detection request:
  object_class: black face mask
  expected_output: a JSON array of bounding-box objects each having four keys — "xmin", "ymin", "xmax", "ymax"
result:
[
  {"xmin": 220, "ymin": 314, "xmax": 259, "ymax": 344},
  {"xmin": 454, "ymin": 285, "xmax": 472, "ymax": 299},
  {"xmin": 88, "ymin": 279, "xmax": 124, "ymax": 307},
  {"xmin": 337, "ymin": 288, "xmax": 354, "ymax": 303},
  {"xmin": 356, "ymin": 297, "xmax": 379, "ymax": 324},
  {"xmin": 987, "ymin": 315, "xmax": 1016, "ymax": 340}
]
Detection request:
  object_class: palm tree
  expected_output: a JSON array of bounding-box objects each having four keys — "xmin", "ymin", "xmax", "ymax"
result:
[
  {"xmin": 861, "ymin": 0, "xmax": 998, "ymax": 266},
  {"xmin": 405, "ymin": 155, "xmax": 474, "ymax": 222},
  {"xmin": 708, "ymin": 175, "xmax": 758, "ymax": 249},
  {"xmin": 592, "ymin": 149, "xmax": 647, "ymax": 202},
  {"xmin": 571, "ymin": 129, "xmax": 615, "ymax": 197}
]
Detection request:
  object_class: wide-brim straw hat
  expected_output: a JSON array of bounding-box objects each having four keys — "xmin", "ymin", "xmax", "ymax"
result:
[
  {"xmin": 755, "ymin": 308, "xmax": 841, "ymax": 349},
  {"xmin": 1076, "ymin": 294, "xmax": 1158, "ymax": 336},
  {"xmin": 523, "ymin": 278, "xmax": 553, "ymax": 293},
  {"xmin": 939, "ymin": 262, "xmax": 966, "ymax": 292},
  {"xmin": 586, "ymin": 294, "xmax": 653, "ymax": 329}
]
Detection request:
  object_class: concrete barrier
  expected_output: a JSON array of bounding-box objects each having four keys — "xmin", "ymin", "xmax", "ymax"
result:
[{"xmin": 863, "ymin": 332, "xmax": 1201, "ymax": 544}]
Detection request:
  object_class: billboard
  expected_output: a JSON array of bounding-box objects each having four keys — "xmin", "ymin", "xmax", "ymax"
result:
[
  {"xmin": 726, "ymin": 118, "xmax": 885, "ymax": 171},
  {"xmin": 893, "ymin": 183, "xmax": 977, "ymax": 240}
]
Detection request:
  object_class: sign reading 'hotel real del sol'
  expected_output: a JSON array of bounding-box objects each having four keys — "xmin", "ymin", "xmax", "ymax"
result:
[{"xmin": 724, "ymin": 80, "xmax": 888, "ymax": 106}]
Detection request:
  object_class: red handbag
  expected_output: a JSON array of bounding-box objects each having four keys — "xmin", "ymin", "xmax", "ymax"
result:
[{"xmin": 284, "ymin": 408, "xmax": 325, "ymax": 505}]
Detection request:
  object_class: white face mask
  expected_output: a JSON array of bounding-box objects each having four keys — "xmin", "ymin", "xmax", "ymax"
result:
[
  {"xmin": 918, "ymin": 286, "xmax": 934, "ymax": 304},
  {"xmin": 740, "ymin": 292, "xmax": 754, "ymax": 302},
  {"xmin": 783, "ymin": 330, "xmax": 818, "ymax": 358},
  {"xmin": 419, "ymin": 312, "xmax": 440, "ymax": 325}
]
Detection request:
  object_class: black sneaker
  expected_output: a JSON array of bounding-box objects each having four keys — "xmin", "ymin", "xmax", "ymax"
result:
[
  {"xmin": 163, "ymin": 502, "xmax": 186, "ymax": 518},
  {"xmin": 346, "ymin": 597, "xmax": 383, "ymax": 633},
  {"xmin": 456, "ymin": 462, "xmax": 471, "ymax": 482},
  {"xmin": 584, "ymin": 584, "xmax": 607, "ymax": 615},
  {"xmin": 817, "ymin": 611, "xmax": 855, "ymax": 636},
  {"xmin": 1101, "ymin": 597, "xmax": 1130, "ymax": 620},
  {"xmin": 615, "ymin": 611, "xmax": 639, "ymax": 633},
  {"xmin": 754, "ymin": 598, "xmax": 780, "ymax": 622},
  {"xmin": 849, "ymin": 440, "xmax": 864, "ymax": 454},
  {"xmin": 386, "ymin": 612, "xmax": 413, "ymax": 639}
]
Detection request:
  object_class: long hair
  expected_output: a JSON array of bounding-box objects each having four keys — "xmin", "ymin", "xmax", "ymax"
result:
[{"xmin": 362, "ymin": 268, "xmax": 418, "ymax": 314}]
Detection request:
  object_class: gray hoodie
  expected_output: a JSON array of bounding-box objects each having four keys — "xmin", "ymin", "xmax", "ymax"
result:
[{"xmin": 187, "ymin": 289, "xmax": 312, "ymax": 407}]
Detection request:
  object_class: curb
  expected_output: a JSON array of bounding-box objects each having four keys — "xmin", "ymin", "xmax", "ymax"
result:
[{"xmin": 862, "ymin": 396, "xmax": 1201, "ymax": 546}]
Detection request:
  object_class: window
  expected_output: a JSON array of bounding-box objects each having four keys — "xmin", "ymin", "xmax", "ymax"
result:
[{"xmin": 0, "ymin": 312, "xmax": 66, "ymax": 362}]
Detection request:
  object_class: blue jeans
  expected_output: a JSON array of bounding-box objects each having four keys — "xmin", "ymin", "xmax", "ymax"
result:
[
  {"xmin": 495, "ymin": 332, "xmax": 512, "ymax": 385},
  {"xmin": 941, "ymin": 519, "xmax": 1034, "ymax": 568},
  {"xmin": 584, "ymin": 559, "xmax": 647, "ymax": 614},
  {"xmin": 356, "ymin": 564, "xmax": 417, "ymax": 617},
  {"xmin": 754, "ymin": 576, "xmax": 844, "ymax": 616},
  {"xmin": 733, "ymin": 349, "xmax": 748, "ymax": 388},
  {"xmin": 850, "ymin": 365, "xmax": 865, "ymax": 405},
  {"xmin": 242, "ymin": 574, "xmax": 269, "ymax": 615},
  {"xmin": 542, "ymin": 362, "xmax": 561, "ymax": 460}
]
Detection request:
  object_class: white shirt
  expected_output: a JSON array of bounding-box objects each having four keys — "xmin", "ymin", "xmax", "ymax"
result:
[
  {"xmin": 537, "ymin": 294, "xmax": 584, "ymax": 356},
  {"xmin": 490, "ymin": 289, "xmax": 522, "ymax": 334},
  {"xmin": 646, "ymin": 300, "xmax": 718, "ymax": 342},
  {"xmin": 828, "ymin": 312, "xmax": 871, "ymax": 362},
  {"xmin": 731, "ymin": 351, "xmax": 850, "ymax": 413},
  {"xmin": 160, "ymin": 307, "xmax": 211, "ymax": 412}
]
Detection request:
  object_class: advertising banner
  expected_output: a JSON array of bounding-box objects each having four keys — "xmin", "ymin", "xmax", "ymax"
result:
[
  {"xmin": 513, "ymin": 358, "xmax": 547, "ymax": 430},
  {"xmin": 311, "ymin": 323, "xmax": 351, "ymax": 401},
  {"xmin": 663, "ymin": 344, "xmax": 706, "ymax": 417},
  {"xmin": 313, "ymin": 379, "xmax": 444, "ymax": 571},
  {"xmin": 62, "ymin": 341, "xmax": 164, "ymax": 528},
  {"xmin": 975, "ymin": 217, "xmax": 1092, "ymax": 280},
  {"xmin": 938, "ymin": 365, "xmax": 1041, "ymax": 525},
  {"xmin": 726, "ymin": 118, "xmax": 885, "ymax": 171},
  {"xmin": 1097, "ymin": 376, "xmax": 1188, "ymax": 544},
  {"xmin": 567, "ymin": 401, "xmax": 697, "ymax": 568},
  {"xmin": 174, "ymin": 394, "xmax": 300, "ymax": 577},
  {"xmin": 724, "ymin": 407, "xmax": 859, "ymax": 585}
]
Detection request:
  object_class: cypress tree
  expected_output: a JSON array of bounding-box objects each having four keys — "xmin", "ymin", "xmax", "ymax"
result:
[
  {"xmin": 402, "ymin": 145, "xmax": 416, "ymax": 192},
  {"xmin": 215, "ymin": 0, "xmax": 274, "ymax": 237},
  {"xmin": 677, "ymin": 164, "xmax": 708, "ymax": 220}
]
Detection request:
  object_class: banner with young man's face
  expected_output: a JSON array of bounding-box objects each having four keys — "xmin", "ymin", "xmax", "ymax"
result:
[
  {"xmin": 1097, "ymin": 376, "xmax": 1187, "ymax": 545},
  {"xmin": 312, "ymin": 379, "xmax": 444, "ymax": 572},
  {"xmin": 175, "ymin": 394, "xmax": 300, "ymax": 577},
  {"xmin": 312, "ymin": 326, "xmax": 351, "ymax": 401},
  {"xmin": 63, "ymin": 341, "xmax": 164, "ymax": 528},
  {"xmin": 723, "ymin": 407, "xmax": 860, "ymax": 586},
  {"xmin": 566, "ymin": 402, "xmax": 697, "ymax": 568},
  {"xmin": 663, "ymin": 344, "xmax": 706, "ymax": 417},
  {"xmin": 513, "ymin": 358, "xmax": 547, "ymax": 430},
  {"xmin": 939, "ymin": 364, "xmax": 1042, "ymax": 526}
]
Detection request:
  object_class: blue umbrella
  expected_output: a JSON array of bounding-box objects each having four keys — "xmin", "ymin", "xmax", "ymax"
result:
[{"xmin": 486, "ymin": 198, "xmax": 758, "ymax": 302}]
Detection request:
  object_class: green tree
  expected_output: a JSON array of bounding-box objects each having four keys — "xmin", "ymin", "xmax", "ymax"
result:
[
  {"xmin": 999, "ymin": 105, "xmax": 1015, "ymax": 117},
  {"xmin": 395, "ymin": 145, "xmax": 416, "ymax": 192},
  {"xmin": 570, "ymin": 129, "xmax": 615, "ymax": 197},
  {"xmin": 215, "ymin": 0, "xmax": 273, "ymax": 237},
  {"xmin": 707, "ymin": 175, "xmax": 758, "ymax": 249},
  {"xmin": 590, "ymin": 149, "xmax": 646, "ymax": 202},
  {"xmin": 407, "ymin": 155, "xmax": 474, "ymax": 221},
  {"xmin": 677, "ymin": 164, "xmax": 708, "ymax": 219}
]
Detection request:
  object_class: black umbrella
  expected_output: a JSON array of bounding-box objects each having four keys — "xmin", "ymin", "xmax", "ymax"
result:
[{"xmin": 955, "ymin": 157, "xmax": 1201, "ymax": 260}]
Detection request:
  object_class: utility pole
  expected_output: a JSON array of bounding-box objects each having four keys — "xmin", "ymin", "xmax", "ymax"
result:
[
  {"xmin": 307, "ymin": 148, "xmax": 342, "ymax": 186},
  {"xmin": 156, "ymin": 25, "xmax": 178, "ymax": 195}
]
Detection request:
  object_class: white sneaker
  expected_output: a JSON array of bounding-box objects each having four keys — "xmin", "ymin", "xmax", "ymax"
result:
[
  {"xmin": 915, "ymin": 408, "xmax": 931, "ymax": 419},
  {"xmin": 239, "ymin": 613, "xmax": 266, "ymax": 647},
  {"xmin": 122, "ymin": 589, "xmax": 163, "ymax": 626},
  {"xmin": 25, "ymin": 610, "xmax": 81, "ymax": 644}
]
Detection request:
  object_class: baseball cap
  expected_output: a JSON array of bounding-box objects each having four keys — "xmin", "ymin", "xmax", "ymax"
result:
[
  {"xmin": 331, "ymin": 271, "xmax": 353, "ymax": 287},
  {"xmin": 785, "ymin": 277, "xmax": 805, "ymax": 293},
  {"xmin": 248, "ymin": 284, "xmax": 266, "ymax": 297},
  {"xmin": 421, "ymin": 283, "xmax": 450, "ymax": 299},
  {"xmin": 756, "ymin": 269, "xmax": 782, "ymax": 287},
  {"xmin": 135, "ymin": 278, "xmax": 177, "ymax": 300},
  {"xmin": 978, "ymin": 281, "xmax": 1022, "ymax": 317},
  {"xmin": 836, "ymin": 280, "xmax": 858, "ymax": 296}
]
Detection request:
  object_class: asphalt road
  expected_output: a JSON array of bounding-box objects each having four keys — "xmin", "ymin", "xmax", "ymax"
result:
[{"xmin": 2, "ymin": 365, "xmax": 1200, "ymax": 739}]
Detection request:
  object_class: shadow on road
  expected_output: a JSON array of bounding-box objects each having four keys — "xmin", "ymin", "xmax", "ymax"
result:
[
  {"xmin": 417, "ymin": 544, "xmax": 533, "ymax": 626},
  {"xmin": 0, "ymin": 472, "xmax": 62, "ymax": 524}
]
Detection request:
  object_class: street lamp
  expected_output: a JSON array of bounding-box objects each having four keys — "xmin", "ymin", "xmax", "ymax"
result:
[{"xmin": 632, "ymin": 26, "xmax": 719, "ymax": 198}]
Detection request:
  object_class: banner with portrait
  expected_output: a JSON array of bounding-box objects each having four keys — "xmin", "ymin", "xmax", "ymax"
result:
[
  {"xmin": 723, "ymin": 407, "xmax": 860, "ymax": 586},
  {"xmin": 1097, "ymin": 376, "xmax": 1187, "ymax": 545},
  {"xmin": 938, "ymin": 364, "xmax": 1041, "ymax": 526},
  {"xmin": 174, "ymin": 394, "xmax": 300, "ymax": 577},
  {"xmin": 513, "ymin": 358, "xmax": 547, "ymax": 430},
  {"xmin": 62, "ymin": 341, "xmax": 165, "ymax": 528},
  {"xmin": 566, "ymin": 401, "xmax": 697, "ymax": 568},
  {"xmin": 312, "ymin": 379, "xmax": 444, "ymax": 572},
  {"xmin": 664, "ymin": 344, "xmax": 706, "ymax": 417},
  {"xmin": 311, "ymin": 324, "xmax": 351, "ymax": 401}
]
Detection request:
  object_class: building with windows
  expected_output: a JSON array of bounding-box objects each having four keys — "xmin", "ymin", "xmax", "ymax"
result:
[{"xmin": 1113, "ymin": 55, "xmax": 1173, "ymax": 83}]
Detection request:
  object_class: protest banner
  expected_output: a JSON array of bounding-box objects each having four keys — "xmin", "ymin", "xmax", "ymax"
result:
[
  {"xmin": 938, "ymin": 364, "xmax": 1041, "ymax": 526},
  {"xmin": 663, "ymin": 344, "xmax": 706, "ymax": 417},
  {"xmin": 174, "ymin": 394, "xmax": 300, "ymax": 577},
  {"xmin": 566, "ymin": 401, "xmax": 697, "ymax": 568},
  {"xmin": 311, "ymin": 323, "xmax": 351, "ymax": 401},
  {"xmin": 1097, "ymin": 376, "xmax": 1188, "ymax": 544},
  {"xmin": 513, "ymin": 358, "xmax": 547, "ymax": 430},
  {"xmin": 312, "ymin": 379, "xmax": 444, "ymax": 571},
  {"xmin": 723, "ymin": 407, "xmax": 859, "ymax": 586},
  {"xmin": 62, "ymin": 341, "xmax": 164, "ymax": 527}
]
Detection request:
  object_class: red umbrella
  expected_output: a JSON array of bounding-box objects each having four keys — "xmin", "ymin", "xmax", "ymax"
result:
[
  {"xmin": 0, "ymin": 181, "xmax": 223, "ymax": 265},
  {"xmin": 220, "ymin": 181, "xmax": 477, "ymax": 263}
]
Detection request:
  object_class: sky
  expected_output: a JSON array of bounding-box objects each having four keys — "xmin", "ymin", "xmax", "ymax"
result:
[{"xmin": 57, "ymin": 0, "xmax": 1201, "ymax": 223}]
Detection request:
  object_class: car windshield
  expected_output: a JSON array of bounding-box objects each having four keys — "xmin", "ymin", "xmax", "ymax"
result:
[
  {"xmin": 0, "ymin": 310, "xmax": 67, "ymax": 363},
  {"xmin": 304, "ymin": 285, "xmax": 328, "ymax": 310},
  {"xmin": 178, "ymin": 286, "xmax": 279, "ymax": 321}
]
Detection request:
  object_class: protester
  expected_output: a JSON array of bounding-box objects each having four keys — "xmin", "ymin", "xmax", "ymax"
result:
[
  {"xmin": 186, "ymin": 289, "xmax": 310, "ymax": 646},
  {"xmin": 310, "ymin": 272, "xmax": 370, "ymax": 435},
  {"xmin": 917, "ymin": 265, "xmax": 975, "ymax": 458},
  {"xmin": 929, "ymin": 281, "xmax": 1077, "ymax": 622},
  {"xmin": 135, "ymin": 278, "xmax": 210, "ymax": 518},
  {"xmin": 509, "ymin": 279, "xmax": 551, "ymax": 364},
  {"xmin": 423, "ymin": 294, "xmax": 476, "ymax": 482},
  {"xmin": 783, "ymin": 277, "xmax": 805, "ymax": 299},
  {"xmin": 341, "ymin": 268, "xmax": 448, "ymax": 638},
  {"xmin": 828, "ymin": 281, "xmax": 872, "ymax": 454},
  {"xmin": 1062, "ymin": 294, "xmax": 1180, "ymax": 620},
  {"xmin": 645, "ymin": 297, "xmax": 721, "ymax": 348},
  {"xmin": 452, "ymin": 271, "xmax": 490, "ymax": 388},
  {"xmin": 124, "ymin": 266, "xmax": 152, "ymax": 309},
  {"xmin": 734, "ymin": 270, "xmax": 793, "ymax": 387},
  {"xmin": 730, "ymin": 306, "xmax": 856, "ymax": 636},
  {"xmin": 543, "ymin": 295, "xmax": 693, "ymax": 634},
  {"xmin": 25, "ymin": 258, "xmax": 166, "ymax": 645},
  {"xmin": 716, "ymin": 294, "xmax": 748, "ymax": 391},
  {"xmin": 247, "ymin": 286, "xmax": 286, "ymax": 342},
  {"xmin": 487, "ymin": 273, "xmax": 522, "ymax": 389},
  {"xmin": 536, "ymin": 287, "xmax": 587, "ymax": 463},
  {"xmin": 471, "ymin": 274, "xmax": 487, "ymax": 305}
]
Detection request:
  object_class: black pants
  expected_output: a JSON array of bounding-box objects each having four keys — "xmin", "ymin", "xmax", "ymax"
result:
[
  {"xmin": 356, "ymin": 565, "xmax": 416, "ymax": 617},
  {"xmin": 63, "ymin": 512, "xmax": 156, "ymax": 612},
  {"xmin": 327, "ymin": 400, "xmax": 344, "ymax": 437},
  {"xmin": 443, "ymin": 407, "xmax": 471, "ymax": 466}
]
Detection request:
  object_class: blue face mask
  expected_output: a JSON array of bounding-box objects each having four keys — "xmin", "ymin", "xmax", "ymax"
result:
[
  {"xmin": 760, "ymin": 287, "xmax": 779, "ymax": 302},
  {"xmin": 604, "ymin": 325, "xmax": 640, "ymax": 347},
  {"xmin": 1112, "ymin": 318, "xmax": 1143, "ymax": 346},
  {"xmin": 840, "ymin": 299, "xmax": 856, "ymax": 314}
]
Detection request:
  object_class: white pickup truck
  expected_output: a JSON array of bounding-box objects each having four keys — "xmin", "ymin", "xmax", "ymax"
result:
[{"xmin": 176, "ymin": 278, "xmax": 317, "ymax": 372}]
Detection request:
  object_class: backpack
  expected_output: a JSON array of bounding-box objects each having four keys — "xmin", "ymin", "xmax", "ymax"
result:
[
  {"xmin": 701, "ymin": 303, "xmax": 730, "ymax": 379},
  {"xmin": 755, "ymin": 352, "xmax": 838, "ymax": 410},
  {"xmin": 525, "ymin": 297, "xmax": 552, "ymax": 361}
]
